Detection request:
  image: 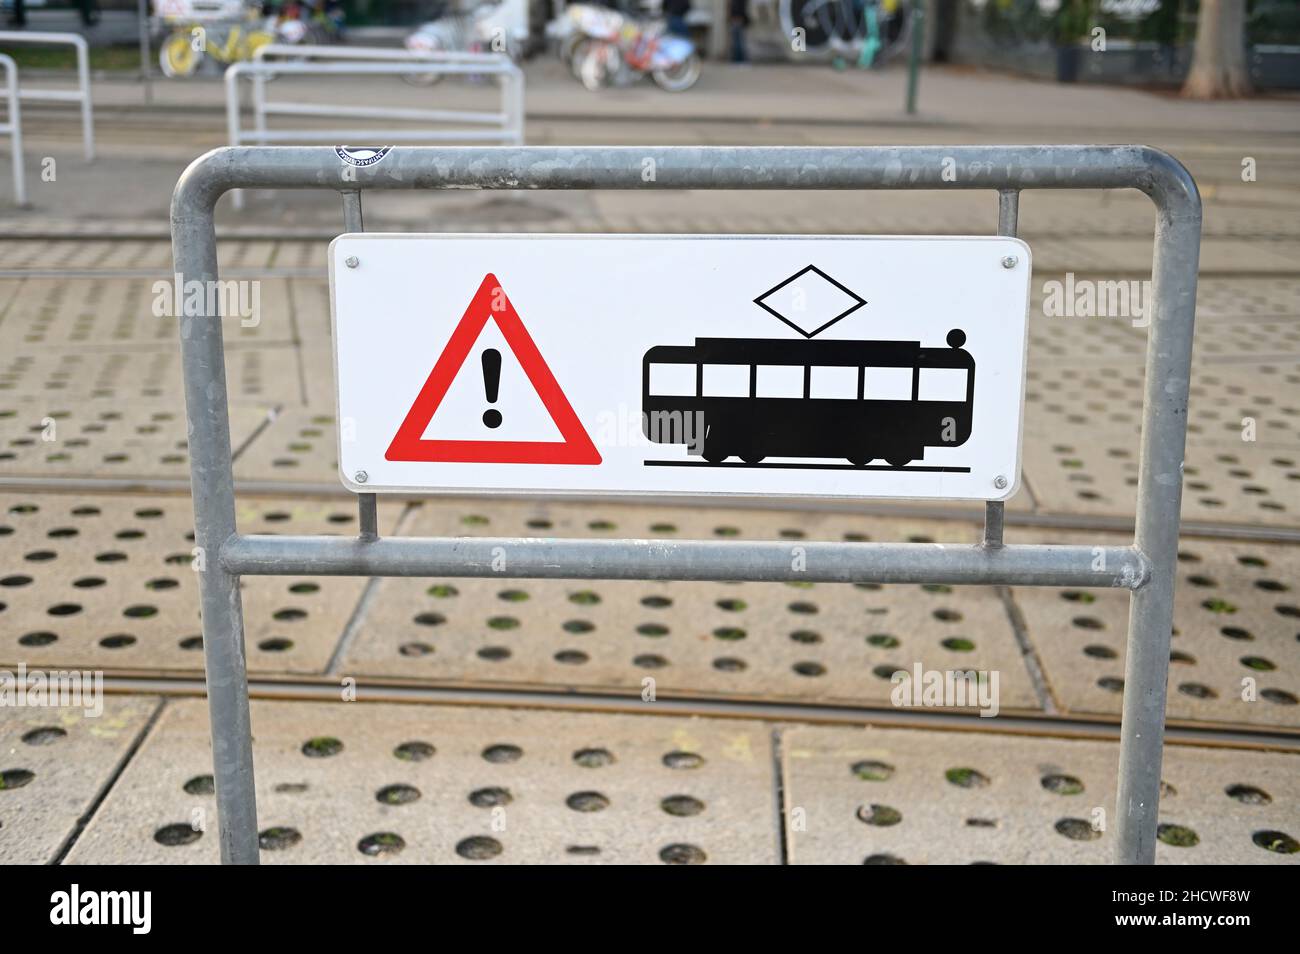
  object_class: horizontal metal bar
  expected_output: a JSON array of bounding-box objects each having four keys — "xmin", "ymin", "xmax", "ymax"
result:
[
  {"xmin": 174, "ymin": 145, "xmax": 1199, "ymax": 203},
  {"xmin": 254, "ymin": 43, "xmax": 512, "ymax": 65},
  {"xmin": 229, "ymin": 60, "xmax": 520, "ymax": 77},
  {"xmin": 16, "ymin": 90, "xmax": 85, "ymax": 102},
  {"xmin": 221, "ymin": 534, "xmax": 1149, "ymax": 589},
  {"xmin": 261, "ymin": 101, "xmax": 507, "ymax": 124},
  {"xmin": 238, "ymin": 128, "xmax": 518, "ymax": 144}
]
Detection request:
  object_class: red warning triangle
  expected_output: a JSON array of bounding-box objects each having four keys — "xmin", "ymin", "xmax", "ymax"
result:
[{"xmin": 385, "ymin": 274, "xmax": 601, "ymax": 465}]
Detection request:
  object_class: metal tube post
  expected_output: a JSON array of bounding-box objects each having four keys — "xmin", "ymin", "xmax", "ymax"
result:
[
  {"xmin": 172, "ymin": 176, "xmax": 260, "ymax": 865},
  {"xmin": 983, "ymin": 188, "xmax": 1019, "ymax": 549},
  {"xmin": 905, "ymin": 6, "xmax": 924, "ymax": 115},
  {"xmin": 1114, "ymin": 165, "xmax": 1202, "ymax": 864},
  {"xmin": 342, "ymin": 190, "xmax": 379, "ymax": 540},
  {"xmin": 0, "ymin": 55, "xmax": 25, "ymax": 207}
]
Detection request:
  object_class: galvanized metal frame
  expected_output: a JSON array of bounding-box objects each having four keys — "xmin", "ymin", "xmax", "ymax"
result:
[
  {"xmin": 0, "ymin": 31, "xmax": 95, "ymax": 162},
  {"xmin": 171, "ymin": 144, "xmax": 1201, "ymax": 865}
]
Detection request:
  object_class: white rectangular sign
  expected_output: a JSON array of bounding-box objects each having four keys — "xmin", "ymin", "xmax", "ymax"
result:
[{"xmin": 329, "ymin": 234, "xmax": 1031, "ymax": 500}]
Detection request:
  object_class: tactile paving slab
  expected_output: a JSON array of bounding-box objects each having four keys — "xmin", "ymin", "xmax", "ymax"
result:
[
  {"xmin": 0, "ymin": 346, "xmax": 304, "ymax": 405},
  {"xmin": 0, "ymin": 695, "xmax": 159, "ymax": 865},
  {"xmin": 64, "ymin": 698, "xmax": 779, "ymax": 865},
  {"xmin": 1012, "ymin": 530, "xmax": 1299, "ymax": 729},
  {"xmin": 0, "ymin": 397, "xmax": 270, "ymax": 483},
  {"xmin": 0, "ymin": 240, "xmax": 280, "ymax": 272},
  {"xmin": 1023, "ymin": 428, "xmax": 1299, "ymax": 527},
  {"xmin": 782, "ymin": 724, "xmax": 1300, "ymax": 864},
  {"xmin": 339, "ymin": 501, "xmax": 1042, "ymax": 712},
  {"xmin": 0, "ymin": 493, "xmax": 399, "ymax": 674},
  {"xmin": 0, "ymin": 277, "xmax": 296, "ymax": 351},
  {"xmin": 234, "ymin": 408, "xmax": 340, "ymax": 484}
]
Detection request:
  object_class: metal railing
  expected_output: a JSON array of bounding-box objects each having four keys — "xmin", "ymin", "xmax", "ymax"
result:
[
  {"xmin": 0, "ymin": 31, "xmax": 94, "ymax": 162},
  {"xmin": 223, "ymin": 53, "xmax": 524, "ymax": 209},
  {"xmin": 170, "ymin": 144, "xmax": 1201, "ymax": 866},
  {"xmin": 0, "ymin": 54, "xmax": 24, "ymax": 207}
]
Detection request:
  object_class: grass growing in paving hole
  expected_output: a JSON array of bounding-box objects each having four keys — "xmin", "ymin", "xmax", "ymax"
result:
[
  {"xmin": 566, "ymin": 791, "xmax": 610, "ymax": 812},
  {"xmin": 1252, "ymin": 830, "xmax": 1298, "ymax": 853},
  {"xmin": 183, "ymin": 775, "xmax": 215, "ymax": 796},
  {"xmin": 0, "ymin": 769, "xmax": 35, "ymax": 790},
  {"xmin": 358, "ymin": 832, "xmax": 405, "ymax": 856},
  {"xmin": 301, "ymin": 737, "xmax": 343, "ymax": 758},
  {"xmin": 497, "ymin": 589, "xmax": 530, "ymax": 602},
  {"xmin": 945, "ymin": 767, "xmax": 989, "ymax": 789},
  {"xmin": 469, "ymin": 787, "xmax": 513, "ymax": 807},
  {"xmin": 866, "ymin": 633, "xmax": 899, "ymax": 648},
  {"xmin": 393, "ymin": 741, "xmax": 435, "ymax": 762},
  {"xmin": 569, "ymin": 590, "xmax": 601, "ymax": 605},
  {"xmin": 1042, "ymin": 774, "xmax": 1085, "ymax": 795},
  {"xmin": 377, "ymin": 784, "xmax": 422, "ymax": 805},
  {"xmin": 715, "ymin": 598, "xmax": 747, "ymax": 612},
  {"xmin": 637, "ymin": 623, "xmax": 669, "ymax": 637},
  {"xmin": 851, "ymin": 760, "xmax": 894, "ymax": 782},
  {"xmin": 1240, "ymin": 656, "xmax": 1275, "ymax": 671},
  {"xmin": 941, "ymin": 637, "xmax": 976, "ymax": 652},
  {"xmin": 1156, "ymin": 824, "xmax": 1199, "ymax": 848},
  {"xmin": 1054, "ymin": 818, "xmax": 1101, "ymax": 841},
  {"xmin": 487, "ymin": 616, "xmax": 520, "ymax": 630},
  {"xmin": 426, "ymin": 584, "xmax": 458, "ymax": 598},
  {"xmin": 856, "ymin": 804, "xmax": 902, "ymax": 826},
  {"xmin": 713, "ymin": 627, "xmax": 746, "ymax": 641},
  {"xmin": 1201, "ymin": 598, "xmax": 1238, "ymax": 614}
]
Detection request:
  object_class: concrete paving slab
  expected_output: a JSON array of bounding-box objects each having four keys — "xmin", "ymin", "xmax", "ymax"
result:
[
  {"xmin": 0, "ymin": 345, "xmax": 304, "ymax": 405},
  {"xmin": 339, "ymin": 502, "xmax": 1043, "ymax": 712},
  {"xmin": 65, "ymin": 698, "xmax": 780, "ymax": 864},
  {"xmin": 0, "ymin": 239, "xmax": 280, "ymax": 273},
  {"xmin": 0, "ymin": 396, "xmax": 269, "ymax": 483},
  {"xmin": 1023, "ymin": 426, "xmax": 1299, "ymax": 527},
  {"xmin": 783, "ymin": 723, "xmax": 1300, "ymax": 864},
  {"xmin": 0, "ymin": 277, "xmax": 297, "ymax": 350},
  {"xmin": 234, "ymin": 407, "xmax": 339, "ymax": 485},
  {"xmin": 0, "ymin": 492, "xmax": 399, "ymax": 675},
  {"xmin": 0, "ymin": 695, "xmax": 159, "ymax": 865},
  {"xmin": 1011, "ymin": 530, "xmax": 1300, "ymax": 729}
]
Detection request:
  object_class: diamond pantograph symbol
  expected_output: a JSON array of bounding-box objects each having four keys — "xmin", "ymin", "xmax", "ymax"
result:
[{"xmin": 753, "ymin": 265, "xmax": 867, "ymax": 338}]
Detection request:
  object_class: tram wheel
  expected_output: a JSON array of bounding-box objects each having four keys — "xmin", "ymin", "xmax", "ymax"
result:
[
  {"xmin": 885, "ymin": 457, "xmax": 913, "ymax": 468},
  {"xmin": 740, "ymin": 453, "xmax": 765, "ymax": 465},
  {"xmin": 702, "ymin": 448, "xmax": 730, "ymax": 464},
  {"xmin": 847, "ymin": 454, "xmax": 873, "ymax": 467}
]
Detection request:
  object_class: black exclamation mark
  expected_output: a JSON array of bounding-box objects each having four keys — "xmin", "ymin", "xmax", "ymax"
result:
[{"xmin": 481, "ymin": 348, "xmax": 502, "ymax": 429}]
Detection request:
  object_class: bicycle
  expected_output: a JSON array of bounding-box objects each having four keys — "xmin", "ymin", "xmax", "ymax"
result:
[{"xmin": 778, "ymin": 0, "xmax": 913, "ymax": 63}]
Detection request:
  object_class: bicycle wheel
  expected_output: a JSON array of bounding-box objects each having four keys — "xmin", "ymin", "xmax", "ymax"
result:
[
  {"xmin": 160, "ymin": 32, "xmax": 201, "ymax": 78},
  {"xmin": 780, "ymin": 0, "xmax": 835, "ymax": 52}
]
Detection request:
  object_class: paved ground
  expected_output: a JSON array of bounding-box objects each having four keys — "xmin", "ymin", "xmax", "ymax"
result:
[{"xmin": 0, "ymin": 58, "xmax": 1297, "ymax": 864}]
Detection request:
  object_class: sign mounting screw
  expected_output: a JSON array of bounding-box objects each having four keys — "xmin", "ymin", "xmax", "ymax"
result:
[
  {"xmin": 993, "ymin": 475, "xmax": 1008, "ymax": 490},
  {"xmin": 345, "ymin": 256, "xmax": 360, "ymax": 269},
  {"xmin": 1000, "ymin": 255, "xmax": 1018, "ymax": 269},
  {"xmin": 354, "ymin": 470, "xmax": 369, "ymax": 484}
]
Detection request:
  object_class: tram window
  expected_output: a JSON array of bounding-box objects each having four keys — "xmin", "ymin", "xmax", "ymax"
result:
[
  {"xmin": 919, "ymin": 367, "xmax": 968, "ymax": 402},
  {"xmin": 755, "ymin": 365, "xmax": 803, "ymax": 398},
  {"xmin": 701, "ymin": 363, "xmax": 751, "ymax": 397},
  {"xmin": 648, "ymin": 363, "xmax": 697, "ymax": 397},
  {"xmin": 809, "ymin": 365, "xmax": 858, "ymax": 399},
  {"xmin": 864, "ymin": 366, "xmax": 913, "ymax": 400}
]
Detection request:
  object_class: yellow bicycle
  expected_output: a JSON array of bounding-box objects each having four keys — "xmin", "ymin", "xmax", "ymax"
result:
[{"xmin": 159, "ymin": 14, "xmax": 275, "ymax": 77}]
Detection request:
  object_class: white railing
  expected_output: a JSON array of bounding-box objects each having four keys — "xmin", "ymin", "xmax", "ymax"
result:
[
  {"xmin": 0, "ymin": 53, "xmax": 25, "ymax": 206},
  {"xmin": 224, "ymin": 50, "xmax": 525, "ymax": 210},
  {"xmin": 0, "ymin": 31, "xmax": 94, "ymax": 162}
]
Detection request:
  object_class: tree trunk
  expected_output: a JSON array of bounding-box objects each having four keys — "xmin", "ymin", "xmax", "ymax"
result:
[{"xmin": 1182, "ymin": 0, "xmax": 1252, "ymax": 99}]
